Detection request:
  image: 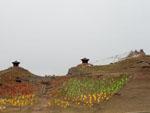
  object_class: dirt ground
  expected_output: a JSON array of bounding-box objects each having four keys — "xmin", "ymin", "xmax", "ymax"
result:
[
  {"xmin": 3, "ymin": 72, "xmax": 150, "ymax": 113},
  {"xmin": 1, "ymin": 56, "xmax": 150, "ymax": 113},
  {"xmin": 98, "ymin": 74, "xmax": 150, "ymax": 113}
]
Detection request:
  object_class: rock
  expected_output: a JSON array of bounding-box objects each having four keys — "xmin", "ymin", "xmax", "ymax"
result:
[{"xmin": 127, "ymin": 49, "xmax": 146, "ymax": 58}]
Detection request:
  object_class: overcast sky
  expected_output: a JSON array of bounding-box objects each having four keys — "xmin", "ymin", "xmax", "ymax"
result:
[{"xmin": 0, "ymin": 0, "xmax": 150, "ymax": 75}]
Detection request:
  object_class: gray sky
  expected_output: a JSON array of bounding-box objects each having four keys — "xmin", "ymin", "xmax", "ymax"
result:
[{"xmin": 0, "ymin": 0, "xmax": 150, "ymax": 75}]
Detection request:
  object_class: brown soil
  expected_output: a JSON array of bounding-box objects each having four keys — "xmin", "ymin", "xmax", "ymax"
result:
[{"xmin": 1, "ymin": 56, "xmax": 150, "ymax": 113}]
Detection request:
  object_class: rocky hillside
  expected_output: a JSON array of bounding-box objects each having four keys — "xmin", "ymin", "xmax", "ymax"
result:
[
  {"xmin": 0, "ymin": 66, "xmax": 39, "ymax": 84},
  {"xmin": 68, "ymin": 50, "xmax": 150, "ymax": 77}
]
